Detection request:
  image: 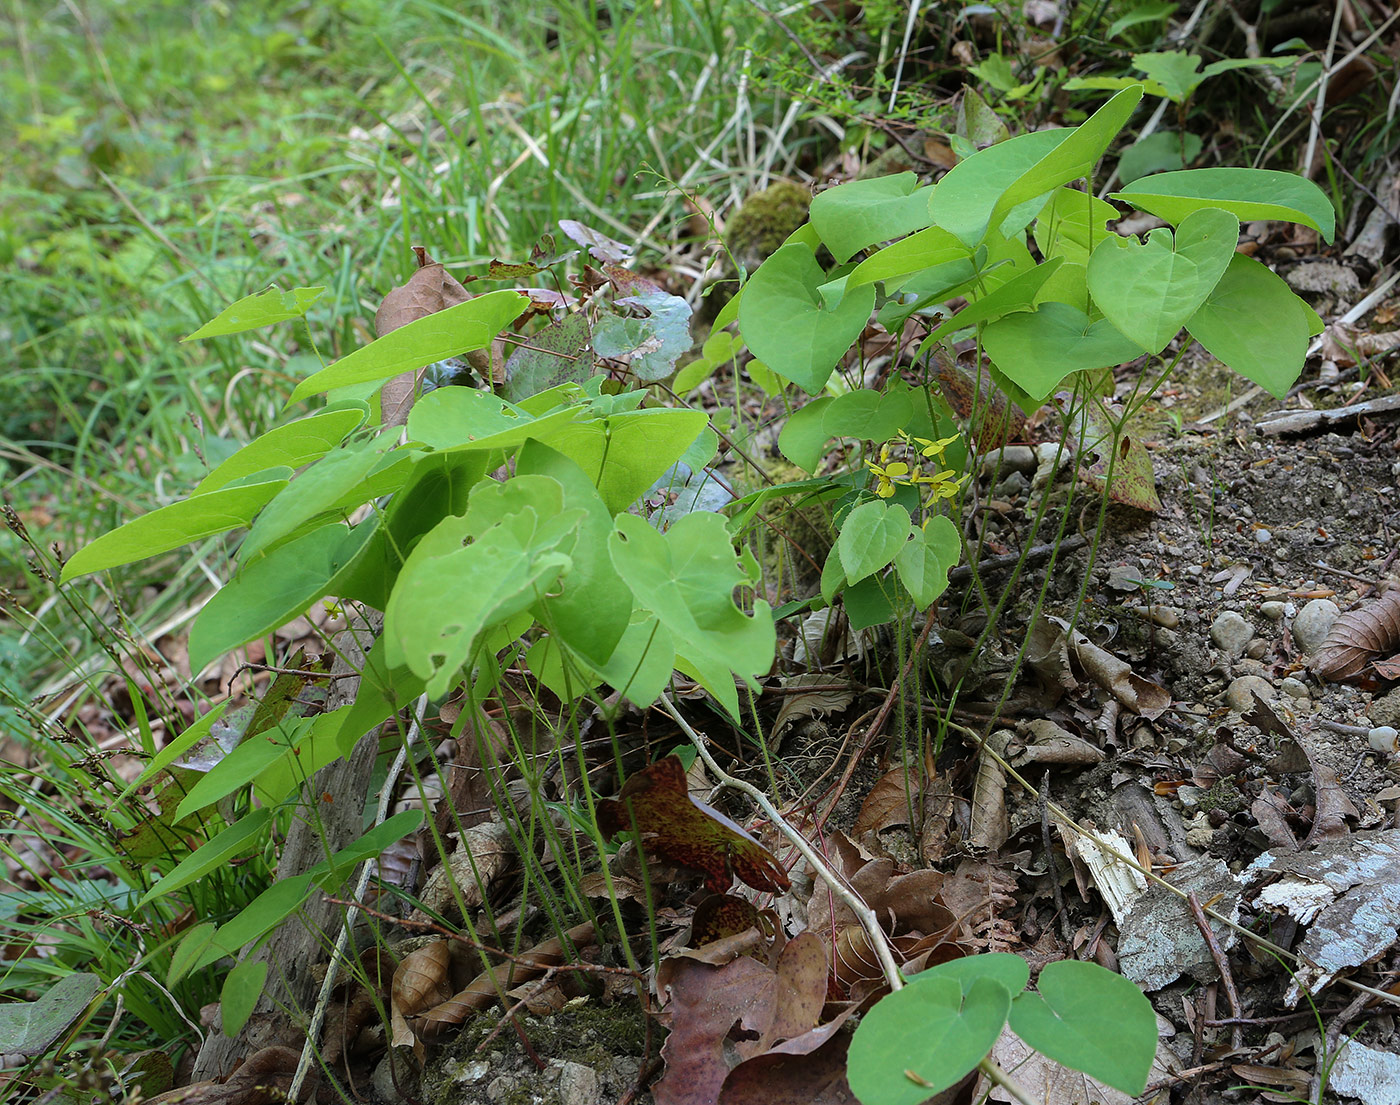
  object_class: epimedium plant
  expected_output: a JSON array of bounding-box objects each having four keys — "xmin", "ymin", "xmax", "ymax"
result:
[
  {"xmin": 56, "ymin": 261, "xmax": 778, "ymax": 1037},
  {"xmin": 726, "ymin": 83, "xmax": 1332, "ymax": 628},
  {"xmin": 847, "ymin": 953, "xmax": 1159, "ymax": 1104}
]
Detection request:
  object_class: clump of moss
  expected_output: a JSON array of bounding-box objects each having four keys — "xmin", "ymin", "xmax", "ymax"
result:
[
  {"xmin": 699, "ymin": 181, "xmax": 812, "ymax": 320},
  {"xmin": 725, "ymin": 180, "xmax": 812, "ymax": 275}
]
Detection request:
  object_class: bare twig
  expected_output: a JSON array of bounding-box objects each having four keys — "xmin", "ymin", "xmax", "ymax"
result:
[{"xmin": 1187, "ymin": 891, "xmax": 1245, "ymax": 1051}]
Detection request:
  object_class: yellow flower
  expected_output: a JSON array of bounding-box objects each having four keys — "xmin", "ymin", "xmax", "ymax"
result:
[
  {"xmin": 917, "ymin": 468, "xmax": 966, "ymax": 504},
  {"xmin": 867, "ymin": 458, "xmax": 913, "ymax": 498},
  {"xmin": 912, "ymin": 434, "xmax": 961, "ymax": 464}
]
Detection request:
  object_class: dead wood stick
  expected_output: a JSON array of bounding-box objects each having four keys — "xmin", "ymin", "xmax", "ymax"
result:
[
  {"xmin": 1187, "ymin": 891, "xmax": 1245, "ymax": 1052},
  {"xmin": 1256, "ymin": 392, "xmax": 1400, "ymax": 436}
]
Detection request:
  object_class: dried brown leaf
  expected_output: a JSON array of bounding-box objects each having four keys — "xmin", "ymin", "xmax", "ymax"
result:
[
  {"xmin": 375, "ymin": 247, "xmax": 482, "ymax": 427},
  {"xmin": 852, "ymin": 768, "xmax": 921, "ymax": 837},
  {"xmin": 919, "ymin": 774, "xmax": 956, "ymax": 865},
  {"xmin": 719, "ymin": 1012, "xmax": 861, "ymax": 1105},
  {"xmin": 1009, "ymin": 719, "xmax": 1105, "ymax": 767},
  {"xmin": 1051, "ymin": 617, "xmax": 1170, "ymax": 718},
  {"xmin": 970, "ymin": 731, "xmax": 1011, "ymax": 852},
  {"xmin": 1312, "ymin": 590, "xmax": 1400, "ymax": 681},
  {"xmin": 412, "ymin": 922, "xmax": 595, "ymax": 1041},
  {"xmin": 928, "ymin": 347, "xmax": 1028, "ymax": 452},
  {"xmin": 146, "ymin": 1046, "xmax": 311, "ymax": 1104},
  {"xmin": 390, "ymin": 941, "xmax": 453, "ymax": 1049},
  {"xmin": 412, "ymin": 820, "xmax": 517, "ymax": 921},
  {"xmin": 654, "ymin": 955, "xmax": 777, "ymax": 1105},
  {"xmin": 772, "ymin": 676, "xmax": 856, "ymax": 742}
]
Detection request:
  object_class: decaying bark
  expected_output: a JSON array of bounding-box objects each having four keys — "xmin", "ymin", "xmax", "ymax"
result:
[{"xmin": 192, "ymin": 612, "xmax": 385, "ymax": 1079}]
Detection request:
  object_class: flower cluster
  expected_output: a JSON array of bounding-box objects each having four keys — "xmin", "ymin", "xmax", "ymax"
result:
[{"xmin": 866, "ymin": 433, "xmax": 967, "ymax": 507}]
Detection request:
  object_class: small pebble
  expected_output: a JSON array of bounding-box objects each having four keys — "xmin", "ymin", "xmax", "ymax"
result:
[
  {"xmin": 1369, "ymin": 726, "xmax": 1399, "ymax": 754},
  {"xmin": 1211, "ymin": 611, "xmax": 1255, "ymax": 658},
  {"xmin": 1292, "ymin": 598, "xmax": 1340, "ymax": 655},
  {"xmin": 1226, "ymin": 674, "xmax": 1275, "ymax": 712},
  {"xmin": 1259, "ymin": 601, "xmax": 1289, "ymax": 621},
  {"xmin": 1255, "ymin": 528, "xmax": 1272, "ymax": 544},
  {"xmin": 1279, "ymin": 677, "xmax": 1309, "ymax": 699},
  {"xmin": 1178, "ymin": 785, "xmax": 1206, "ymax": 809},
  {"xmin": 1245, "ymin": 639, "xmax": 1269, "ymax": 660},
  {"xmin": 978, "ymin": 444, "xmax": 1037, "ymax": 475}
]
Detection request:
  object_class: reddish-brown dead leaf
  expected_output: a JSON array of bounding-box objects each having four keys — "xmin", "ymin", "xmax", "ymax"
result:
[
  {"xmin": 1313, "ymin": 589, "xmax": 1400, "ymax": 681},
  {"xmin": 375, "ymin": 247, "xmax": 485, "ymax": 426},
  {"xmin": 756, "ymin": 932, "xmax": 829, "ymax": 1051},
  {"xmin": 655, "ymin": 955, "xmax": 778, "ymax": 1105},
  {"xmin": 692, "ymin": 893, "xmax": 766, "ymax": 948},
  {"xmin": 929, "ymin": 348, "xmax": 1028, "ymax": 452},
  {"xmin": 146, "ymin": 1046, "xmax": 311, "ymax": 1104},
  {"xmin": 719, "ymin": 1012, "xmax": 861, "ymax": 1105},
  {"xmin": 597, "ymin": 755, "xmax": 789, "ymax": 893}
]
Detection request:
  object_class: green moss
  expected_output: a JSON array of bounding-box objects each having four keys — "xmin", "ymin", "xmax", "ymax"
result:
[
  {"xmin": 725, "ymin": 181, "xmax": 812, "ymax": 275},
  {"xmin": 423, "ymin": 1001, "xmax": 654, "ymax": 1105},
  {"xmin": 1195, "ymin": 778, "xmax": 1242, "ymax": 813}
]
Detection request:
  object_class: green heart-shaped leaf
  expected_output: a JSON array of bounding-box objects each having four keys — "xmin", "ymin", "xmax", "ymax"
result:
[
  {"xmin": 1008, "ymin": 959, "xmax": 1157, "ymax": 1095},
  {"xmin": 739, "ymin": 243, "xmax": 875, "ymax": 394},
  {"xmin": 838, "ymin": 501, "xmax": 912, "ymax": 585},
  {"xmin": 894, "ymin": 515, "xmax": 962, "ymax": 607},
  {"xmin": 809, "ymin": 172, "xmax": 936, "ymax": 263},
  {"xmin": 1087, "ymin": 207, "xmax": 1239, "ymax": 353},
  {"xmin": 983, "ymin": 301, "xmax": 1144, "ymax": 403},
  {"xmin": 848, "ymin": 974, "xmax": 1012, "ymax": 1105},
  {"xmin": 1111, "ymin": 167, "xmax": 1334, "ymax": 243},
  {"xmin": 1185, "ymin": 252, "xmax": 1322, "ymax": 398}
]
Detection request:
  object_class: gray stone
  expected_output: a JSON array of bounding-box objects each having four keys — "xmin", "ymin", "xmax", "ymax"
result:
[
  {"xmin": 554, "ymin": 1061, "xmax": 601, "ymax": 1105},
  {"xmin": 1279, "ymin": 677, "xmax": 1310, "ymax": 699},
  {"xmin": 1293, "ymin": 598, "xmax": 1340, "ymax": 655},
  {"xmin": 1260, "ymin": 601, "xmax": 1289, "ymax": 622},
  {"xmin": 979, "ymin": 444, "xmax": 1036, "ymax": 475},
  {"xmin": 1211, "ymin": 611, "xmax": 1255, "ymax": 657},
  {"xmin": 1371, "ymin": 688, "xmax": 1400, "ymax": 729},
  {"xmin": 1227, "ymin": 675, "xmax": 1276, "ymax": 712}
]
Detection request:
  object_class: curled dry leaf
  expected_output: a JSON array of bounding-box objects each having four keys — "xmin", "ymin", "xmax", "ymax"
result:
[
  {"xmin": 928, "ymin": 347, "xmax": 1028, "ymax": 453},
  {"xmin": 412, "ymin": 819, "xmax": 518, "ymax": 922},
  {"xmin": 411, "ymin": 922, "xmax": 596, "ymax": 1041},
  {"xmin": 1047, "ymin": 616, "xmax": 1170, "ymax": 718},
  {"xmin": 1009, "ymin": 719, "xmax": 1105, "ymax": 767},
  {"xmin": 597, "ymin": 755, "xmax": 790, "ymax": 894},
  {"xmin": 146, "ymin": 1045, "xmax": 311, "ymax": 1104},
  {"xmin": 375, "ymin": 247, "xmax": 483, "ymax": 427},
  {"xmin": 772, "ymin": 675, "xmax": 856, "ymax": 743},
  {"xmin": 1312, "ymin": 589, "xmax": 1400, "ymax": 682},
  {"xmin": 970, "ymin": 731, "xmax": 1012, "ymax": 852},
  {"xmin": 390, "ymin": 941, "xmax": 453, "ymax": 1049}
]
